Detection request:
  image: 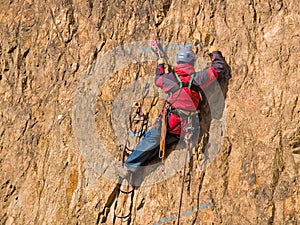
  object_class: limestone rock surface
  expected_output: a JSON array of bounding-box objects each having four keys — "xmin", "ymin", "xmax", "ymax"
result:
[{"xmin": 0, "ymin": 0, "xmax": 299, "ymax": 224}]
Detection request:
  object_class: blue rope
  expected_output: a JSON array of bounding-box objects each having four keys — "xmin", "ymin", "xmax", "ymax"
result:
[{"xmin": 153, "ymin": 202, "xmax": 214, "ymax": 225}]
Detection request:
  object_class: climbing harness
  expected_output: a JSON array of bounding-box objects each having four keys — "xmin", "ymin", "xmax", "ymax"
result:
[
  {"xmin": 170, "ymin": 72, "xmax": 203, "ymax": 105},
  {"xmin": 158, "ymin": 71, "xmax": 202, "ymax": 170}
]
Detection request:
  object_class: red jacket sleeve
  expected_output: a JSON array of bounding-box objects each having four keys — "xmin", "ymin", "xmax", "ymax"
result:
[
  {"xmin": 194, "ymin": 51, "xmax": 227, "ymax": 89},
  {"xmin": 155, "ymin": 64, "xmax": 165, "ymax": 88},
  {"xmin": 155, "ymin": 64, "xmax": 179, "ymax": 93}
]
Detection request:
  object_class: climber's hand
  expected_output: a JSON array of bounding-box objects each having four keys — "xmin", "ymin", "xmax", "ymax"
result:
[
  {"xmin": 157, "ymin": 58, "xmax": 165, "ymax": 65},
  {"xmin": 208, "ymin": 45, "xmax": 219, "ymax": 55},
  {"xmin": 208, "ymin": 46, "xmax": 218, "ymax": 55}
]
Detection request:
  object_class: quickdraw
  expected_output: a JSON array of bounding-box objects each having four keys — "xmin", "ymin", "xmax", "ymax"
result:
[
  {"xmin": 150, "ymin": 38, "xmax": 163, "ymax": 59},
  {"xmin": 151, "ymin": 38, "xmax": 172, "ymax": 73}
]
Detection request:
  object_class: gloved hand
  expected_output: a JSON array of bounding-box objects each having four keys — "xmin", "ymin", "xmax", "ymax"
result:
[
  {"xmin": 157, "ymin": 58, "xmax": 165, "ymax": 65},
  {"xmin": 208, "ymin": 46, "xmax": 218, "ymax": 54}
]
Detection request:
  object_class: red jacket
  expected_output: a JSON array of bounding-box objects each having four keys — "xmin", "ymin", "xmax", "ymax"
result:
[{"xmin": 155, "ymin": 51, "xmax": 227, "ymax": 135}]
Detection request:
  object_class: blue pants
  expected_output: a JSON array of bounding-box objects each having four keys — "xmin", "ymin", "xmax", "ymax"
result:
[{"xmin": 124, "ymin": 127, "xmax": 179, "ymax": 172}]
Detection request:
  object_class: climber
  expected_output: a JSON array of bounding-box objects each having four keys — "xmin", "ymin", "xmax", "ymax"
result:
[{"xmin": 116, "ymin": 46, "xmax": 229, "ymax": 179}]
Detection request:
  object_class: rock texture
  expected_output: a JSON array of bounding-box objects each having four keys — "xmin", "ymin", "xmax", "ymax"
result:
[{"xmin": 0, "ymin": 0, "xmax": 299, "ymax": 224}]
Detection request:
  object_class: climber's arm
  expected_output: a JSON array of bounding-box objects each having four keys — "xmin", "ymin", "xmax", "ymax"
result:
[
  {"xmin": 155, "ymin": 63, "xmax": 178, "ymax": 93},
  {"xmin": 194, "ymin": 49, "xmax": 227, "ymax": 89}
]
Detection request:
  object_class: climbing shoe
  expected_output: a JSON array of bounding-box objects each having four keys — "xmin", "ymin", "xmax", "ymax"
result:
[{"xmin": 115, "ymin": 164, "xmax": 131, "ymax": 179}]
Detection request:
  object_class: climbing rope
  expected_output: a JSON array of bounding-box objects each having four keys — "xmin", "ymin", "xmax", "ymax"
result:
[
  {"xmin": 177, "ymin": 115, "xmax": 195, "ymax": 225},
  {"xmin": 114, "ymin": 43, "xmax": 160, "ymax": 224},
  {"xmin": 115, "ymin": 92, "xmax": 158, "ymax": 224},
  {"xmin": 115, "ymin": 87, "xmax": 158, "ymax": 224},
  {"xmin": 128, "ymin": 78, "xmax": 158, "ymax": 141},
  {"xmin": 123, "ymin": 75, "xmax": 159, "ymax": 159}
]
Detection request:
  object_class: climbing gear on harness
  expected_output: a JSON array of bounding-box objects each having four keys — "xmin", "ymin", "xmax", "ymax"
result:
[
  {"xmin": 184, "ymin": 116, "xmax": 195, "ymax": 148},
  {"xmin": 176, "ymin": 47, "xmax": 196, "ymax": 65},
  {"xmin": 167, "ymin": 108, "xmax": 200, "ymax": 135},
  {"xmin": 159, "ymin": 103, "xmax": 170, "ymax": 170}
]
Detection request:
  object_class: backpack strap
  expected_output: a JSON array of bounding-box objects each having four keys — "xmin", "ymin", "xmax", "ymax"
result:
[
  {"xmin": 169, "ymin": 73, "xmax": 201, "ymax": 93},
  {"xmin": 174, "ymin": 72, "xmax": 183, "ymax": 89},
  {"xmin": 188, "ymin": 73, "xmax": 195, "ymax": 89}
]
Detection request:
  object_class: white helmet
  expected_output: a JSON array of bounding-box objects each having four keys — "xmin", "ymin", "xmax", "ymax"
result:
[{"xmin": 176, "ymin": 48, "xmax": 196, "ymax": 64}]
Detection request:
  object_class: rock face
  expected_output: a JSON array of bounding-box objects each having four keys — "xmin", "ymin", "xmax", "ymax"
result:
[{"xmin": 0, "ymin": 0, "xmax": 299, "ymax": 224}]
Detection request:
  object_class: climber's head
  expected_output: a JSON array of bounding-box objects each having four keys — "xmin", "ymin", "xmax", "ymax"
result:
[{"xmin": 176, "ymin": 48, "xmax": 196, "ymax": 66}]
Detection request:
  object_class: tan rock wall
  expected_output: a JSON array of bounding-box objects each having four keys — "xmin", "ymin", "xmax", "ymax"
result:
[{"xmin": 0, "ymin": 0, "xmax": 299, "ymax": 224}]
